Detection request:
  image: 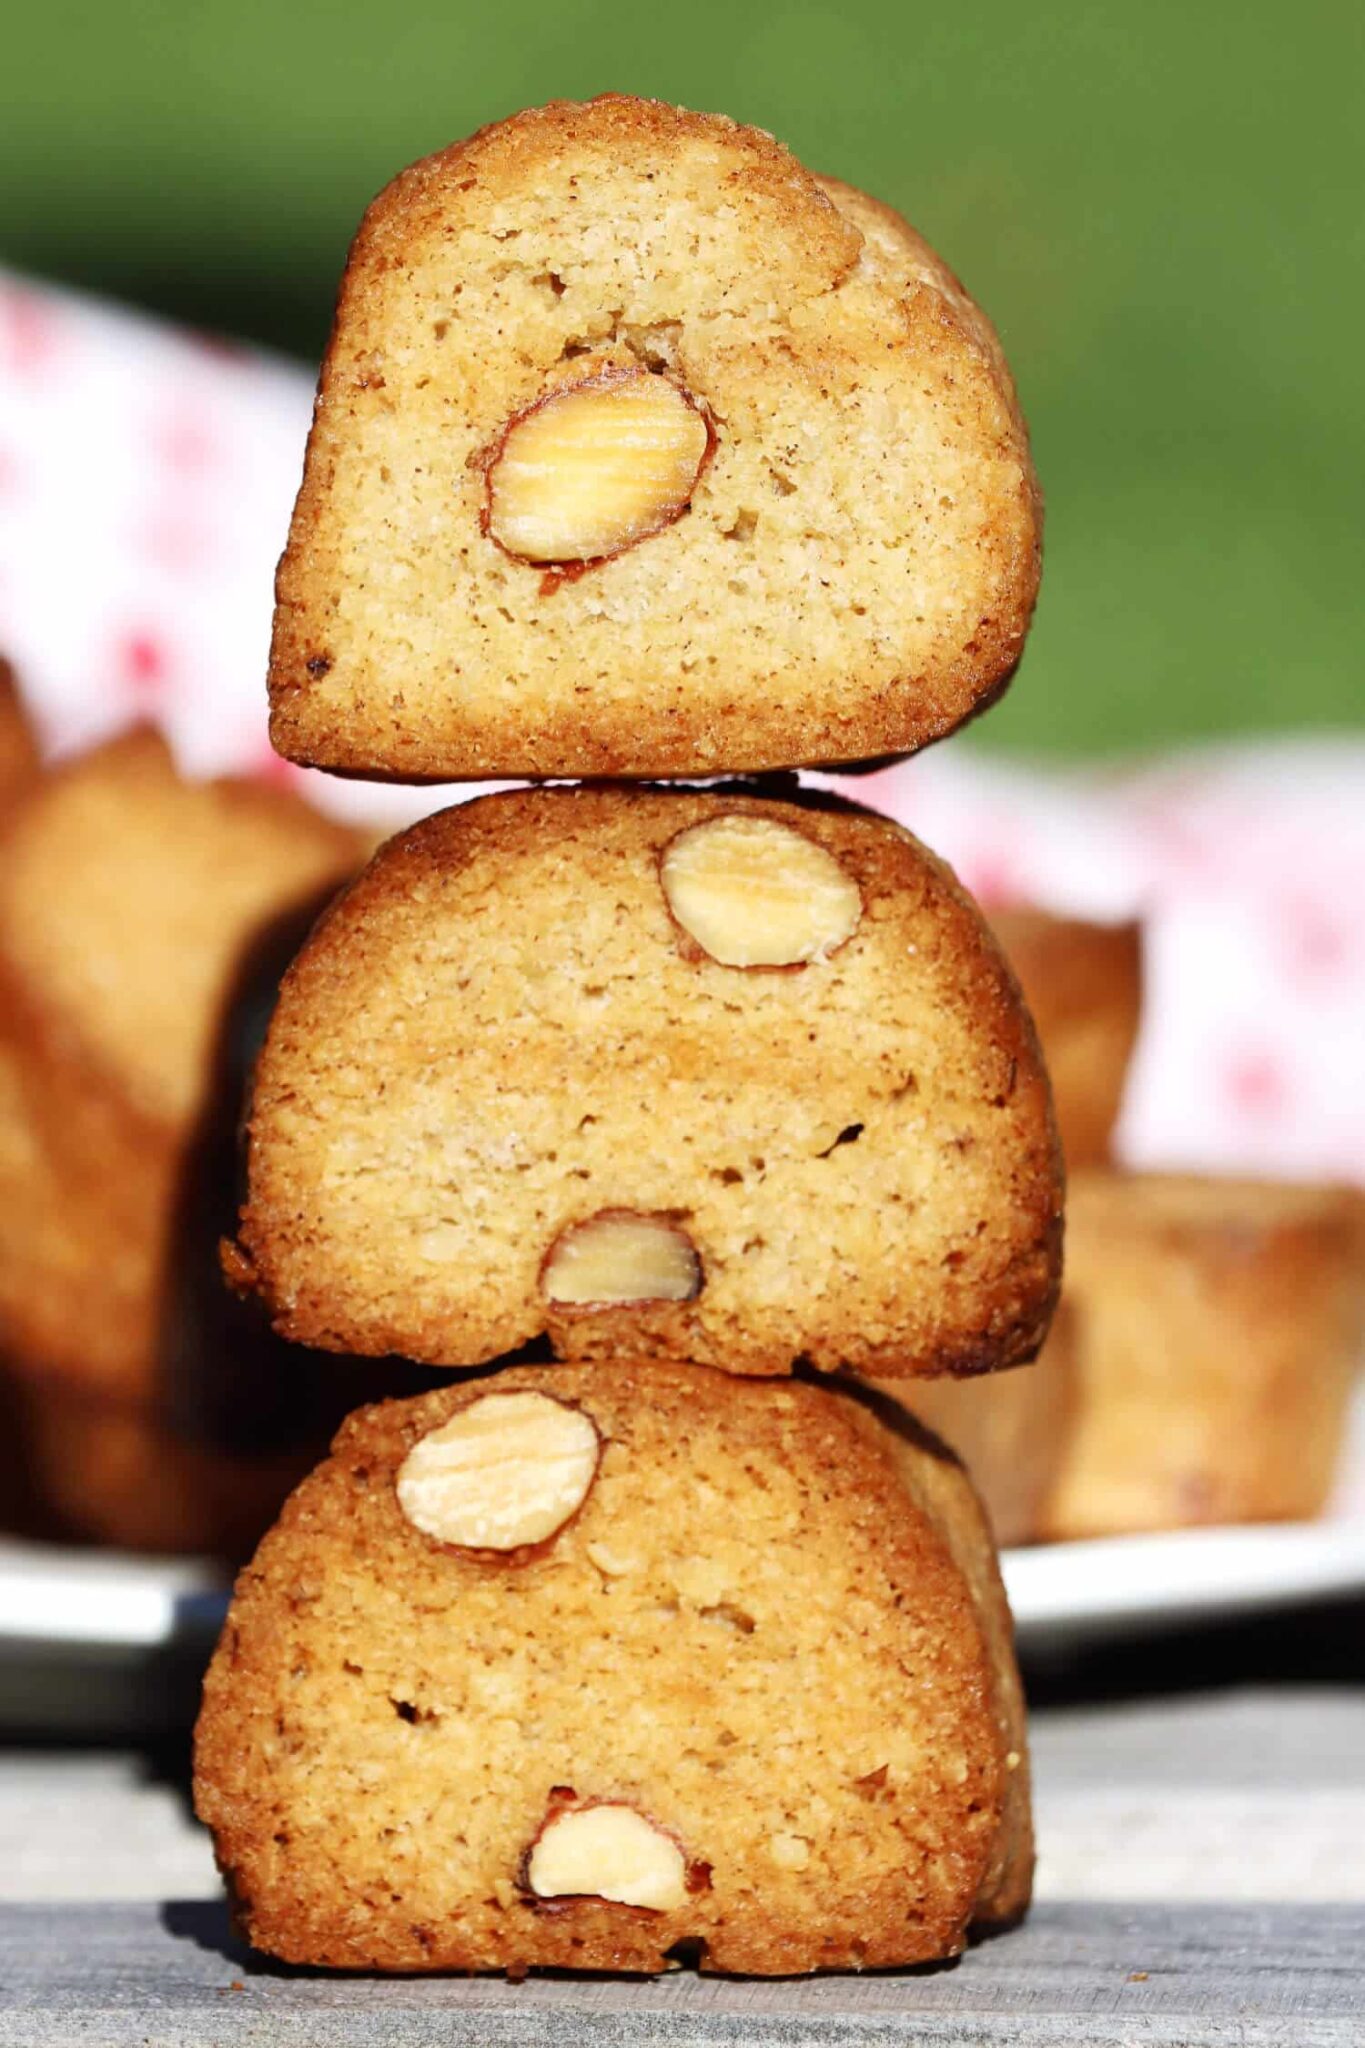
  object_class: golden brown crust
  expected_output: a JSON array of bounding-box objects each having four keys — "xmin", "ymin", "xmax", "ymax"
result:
[
  {"xmin": 1039, "ymin": 1172, "xmax": 1365, "ymax": 1537},
  {"xmin": 232, "ymin": 785, "xmax": 1063, "ymax": 1379},
  {"xmin": 840, "ymin": 1386, "xmax": 1034, "ymax": 1924},
  {"xmin": 268, "ymin": 94, "xmax": 1040, "ymax": 780},
  {"xmin": 194, "ymin": 1362, "xmax": 1030, "ymax": 1974},
  {"xmin": 989, "ymin": 910, "xmax": 1142, "ymax": 1170},
  {"xmin": 812, "ymin": 178, "xmax": 1027, "ymax": 430}
]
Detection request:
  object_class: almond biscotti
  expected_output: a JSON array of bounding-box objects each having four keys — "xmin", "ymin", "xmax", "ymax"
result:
[
  {"xmin": 194, "ymin": 1362, "xmax": 1031, "ymax": 1974},
  {"xmin": 899, "ymin": 1174, "xmax": 1365, "ymax": 1545},
  {"xmin": 268, "ymin": 95, "xmax": 1041, "ymax": 781},
  {"xmin": 229, "ymin": 785, "xmax": 1062, "ymax": 1379}
]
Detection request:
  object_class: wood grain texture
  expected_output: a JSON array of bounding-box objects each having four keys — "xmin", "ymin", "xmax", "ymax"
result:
[{"xmin": 0, "ymin": 1901, "xmax": 1361, "ymax": 2046}]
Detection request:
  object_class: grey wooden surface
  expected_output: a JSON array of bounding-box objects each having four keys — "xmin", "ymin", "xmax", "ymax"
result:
[
  {"xmin": 0, "ymin": 1900, "xmax": 1361, "ymax": 2046},
  {"xmin": 3, "ymin": 1689, "xmax": 1363, "ymax": 2044}
]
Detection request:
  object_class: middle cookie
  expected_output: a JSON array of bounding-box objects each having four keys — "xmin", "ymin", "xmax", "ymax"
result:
[{"xmin": 228, "ymin": 786, "xmax": 1062, "ymax": 1379}]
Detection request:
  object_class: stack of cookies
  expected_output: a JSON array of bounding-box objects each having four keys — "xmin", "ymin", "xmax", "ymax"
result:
[{"xmin": 194, "ymin": 95, "xmax": 1061, "ymax": 1977}]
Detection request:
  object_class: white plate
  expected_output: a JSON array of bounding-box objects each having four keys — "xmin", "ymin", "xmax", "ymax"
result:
[
  {"xmin": 3, "ymin": 1396, "xmax": 1362, "ymax": 1728},
  {"xmin": 3, "ymin": 1518, "xmax": 1363, "ymax": 1657},
  {"xmin": 1003, "ymin": 1519, "xmax": 1365, "ymax": 1652},
  {"xmin": 1007, "ymin": 1377, "xmax": 1365, "ymax": 1651}
]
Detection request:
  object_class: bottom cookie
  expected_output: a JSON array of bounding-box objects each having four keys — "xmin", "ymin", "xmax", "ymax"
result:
[{"xmin": 194, "ymin": 1362, "xmax": 1030, "ymax": 1975}]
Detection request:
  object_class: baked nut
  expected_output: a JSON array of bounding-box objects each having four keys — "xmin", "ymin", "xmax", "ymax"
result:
[
  {"xmin": 396, "ymin": 1390, "xmax": 600, "ymax": 1551},
  {"xmin": 661, "ymin": 814, "xmax": 862, "ymax": 967},
  {"xmin": 485, "ymin": 365, "xmax": 710, "ymax": 566},
  {"xmin": 525, "ymin": 1800, "xmax": 688, "ymax": 1910},
  {"xmin": 542, "ymin": 1212, "xmax": 701, "ymax": 1308}
]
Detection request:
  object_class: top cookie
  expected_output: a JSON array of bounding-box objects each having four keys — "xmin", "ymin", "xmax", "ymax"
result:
[{"xmin": 269, "ymin": 96, "xmax": 1041, "ymax": 781}]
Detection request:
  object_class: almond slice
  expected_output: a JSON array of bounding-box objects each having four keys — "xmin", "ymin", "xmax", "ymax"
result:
[
  {"xmin": 660, "ymin": 815, "xmax": 863, "ymax": 968},
  {"xmin": 525, "ymin": 1801, "xmax": 688, "ymax": 1911},
  {"xmin": 485, "ymin": 365, "xmax": 710, "ymax": 565},
  {"xmin": 542, "ymin": 1211, "xmax": 701, "ymax": 1308},
  {"xmin": 396, "ymin": 1391, "xmax": 600, "ymax": 1552}
]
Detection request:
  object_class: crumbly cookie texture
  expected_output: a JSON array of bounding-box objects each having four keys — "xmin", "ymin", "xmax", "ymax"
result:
[
  {"xmin": 229, "ymin": 784, "xmax": 1062, "ymax": 1379},
  {"xmin": 988, "ymin": 908, "xmax": 1142, "ymax": 1171},
  {"xmin": 194, "ymin": 1362, "xmax": 1031, "ymax": 1974},
  {"xmin": 0, "ymin": 726, "xmax": 364, "ymax": 1414},
  {"xmin": 268, "ymin": 94, "xmax": 1041, "ymax": 780}
]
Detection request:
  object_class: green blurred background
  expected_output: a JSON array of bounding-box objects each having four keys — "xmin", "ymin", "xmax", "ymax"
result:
[{"xmin": 4, "ymin": 1, "xmax": 1361, "ymax": 753}]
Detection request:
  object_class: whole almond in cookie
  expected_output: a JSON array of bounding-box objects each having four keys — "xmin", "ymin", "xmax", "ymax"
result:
[
  {"xmin": 485, "ymin": 364, "xmax": 711, "ymax": 567},
  {"xmin": 397, "ymin": 1391, "xmax": 601, "ymax": 1553}
]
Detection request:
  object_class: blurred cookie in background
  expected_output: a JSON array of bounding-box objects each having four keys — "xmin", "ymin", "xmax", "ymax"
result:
[
  {"xmin": 1041, "ymin": 1171, "xmax": 1365, "ymax": 1539},
  {"xmin": 14, "ymin": 1383, "xmax": 316, "ymax": 1558},
  {"xmin": 0, "ymin": 661, "xmax": 40, "ymax": 810},
  {"xmin": 0, "ymin": 659, "xmax": 39, "ymax": 811},
  {"xmin": 0, "ymin": 713, "xmax": 419, "ymax": 1557},
  {"xmin": 0, "ymin": 724, "xmax": 363, "ymax": 1406},
  {"xmin": 909, "ymin": 1173, "xmax": 1365, "ymax": 1544},
  {"xmin": 988, "ymin": 907, "xmax": 1143, "ymax": 1170},
  {"xmin": 895, "ymin": 1307, "xmax": 1077, "ymax": 1548},
  {"xmin": 0, "ymin": 668, "xmax": 61, "ymax": 1541}
]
